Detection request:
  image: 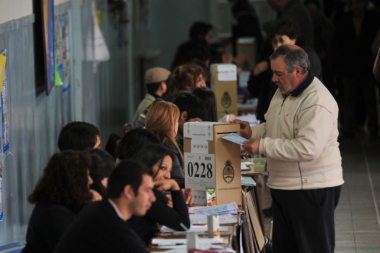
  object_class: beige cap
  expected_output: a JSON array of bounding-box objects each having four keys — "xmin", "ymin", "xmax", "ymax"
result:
[{"xmin": 144, "ymin": 67, "xmax": 171, "ymax": 85}]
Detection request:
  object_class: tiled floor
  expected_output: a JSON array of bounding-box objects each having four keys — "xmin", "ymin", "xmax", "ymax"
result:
[{"xmin": 257, "ymin": 132, "xmax": 380, "ymax": 252}]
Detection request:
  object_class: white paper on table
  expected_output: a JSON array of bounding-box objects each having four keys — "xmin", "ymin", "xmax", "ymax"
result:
[
  {"xmin": 189, "ymin": 202, "xmax": 238, "ymax": 215},
  {"xmin": 152, "ymin": 237, "xmax": 223, "ymax": 246},
  {"xmin": 190, "ymin": 214, "xmax": 238, "ymax": 225},
  {"xmin": 160, "ymin": 224, "xmax": 230, "ymax": 233},
  {"xmin": 241, "ymin": 161, "xmax": 253, "ymax": 171},
  {"xmin": 150, "ymin": 245, "xmax": 186, "ymax": 253},
  {"xmin": 150, "ymin": 244, "xmax": 236, "ymax": 253}
]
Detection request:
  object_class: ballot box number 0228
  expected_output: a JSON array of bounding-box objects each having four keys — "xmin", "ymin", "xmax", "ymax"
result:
[{"xmin": 183, "ymin": 122, "xmax": 241, "ymax": 206}]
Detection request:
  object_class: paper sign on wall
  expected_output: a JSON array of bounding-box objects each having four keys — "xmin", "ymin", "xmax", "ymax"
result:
[{"xmin": 0, "ymin": 54, "xmax": 6, "ymax": 93}]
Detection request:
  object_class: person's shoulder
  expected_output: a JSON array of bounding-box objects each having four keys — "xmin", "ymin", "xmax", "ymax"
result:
[
  {"xmin": 36, "ymin": 202, "xmax": 75, "ymax": 216},
  {"xmin": 76, "ymin": 200, "xmax": 112, "ymax": 220},
  {"xmin": 309, "ymin": 77, "xmax": 336, "ymax": 103}
]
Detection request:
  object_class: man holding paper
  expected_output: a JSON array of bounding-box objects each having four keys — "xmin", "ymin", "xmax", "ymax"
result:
[{"xmin": 235, "ymin": 44, "xmax": 343, "ymax": 253}]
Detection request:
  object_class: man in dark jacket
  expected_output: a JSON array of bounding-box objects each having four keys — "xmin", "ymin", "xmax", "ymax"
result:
[{"xmin": 54, "ymin": 161, "xmax": 156, "ymax": 253}]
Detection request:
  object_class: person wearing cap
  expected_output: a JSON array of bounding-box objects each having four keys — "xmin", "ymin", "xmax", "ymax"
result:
[{"xmin": 133, "ymin": 67, "xmax": 170, "ymax": 128}]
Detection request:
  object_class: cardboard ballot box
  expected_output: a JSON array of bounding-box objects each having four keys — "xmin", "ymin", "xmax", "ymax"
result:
[
  {"xmin": 210, "ymin": 64, "xmax": 238, "ymax": 119},
  {"xmin": 236, "ymin": 37, "xmax": 257, "ymax": 71},
  {"xmin": 184, "ymin": 122, "xmax": 242, "ymax": 206}
]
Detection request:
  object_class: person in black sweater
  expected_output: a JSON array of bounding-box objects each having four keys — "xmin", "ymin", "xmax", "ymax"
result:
[
  {"xmin": 129, "ymin": 144, "xmax": 191, "ymax": 244},
  {"xmin": 88, "ymin": 149, "xmax": 115, "ymax": 199},
  {"xmin": 333, "ymin": 0, "xmax": 380, "ymax": 140},
  {"xmin": 22, "ymin": 151, "xmax": 93, "ymax": 253},
  {"xmin": 54, "ymin": 160, "xmax": 156, "ymax": 253},
  {"xmin": 171, "ymin": 21, "xmax": 212, "ymax": 71},
  {"xmin": 248, "ymin": 18, "xmax": 322, "ymax": 123}
]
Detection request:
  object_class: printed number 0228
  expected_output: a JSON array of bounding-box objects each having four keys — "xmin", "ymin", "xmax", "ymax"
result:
[{"xmin": 187, "ymin": 162, "xmax": 213, "ymax": 178}]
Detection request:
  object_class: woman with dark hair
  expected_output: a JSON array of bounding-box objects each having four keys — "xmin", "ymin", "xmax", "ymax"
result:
[
  {"xmin": 115, "ymin": 127, "xmax": 160, "ymax": 163},
  {"xmin": 22, "ymin": 151, "xmax": 93, "ymax": 253},
  {"xmin": 116, "ymin": 126, "xmax": 193, "ymax": 206},
  {"xmin": 88, "ymin": 149, "xmax": 115, "ymax": 198},
  {"xmin": 192, "ymin": 87, "xmax": 218, "ymax": 122},
  {"xmin": 128, "ymin": 144, "xmax": 190, "ymax": 244}
]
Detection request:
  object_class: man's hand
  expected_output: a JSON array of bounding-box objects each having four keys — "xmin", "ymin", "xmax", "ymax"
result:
[
  {"xmin": 230, "ymin": 119, "xmax": 252, "ymax": 139},
  {"xmin": 242, "ymin": 138, "xmax": 260, "ymax": 155}
]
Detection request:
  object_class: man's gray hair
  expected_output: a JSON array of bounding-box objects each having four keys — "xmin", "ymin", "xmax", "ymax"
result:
[{"xmin": 269, "ymin": 45, "xmax": 311, "ymax": 74}]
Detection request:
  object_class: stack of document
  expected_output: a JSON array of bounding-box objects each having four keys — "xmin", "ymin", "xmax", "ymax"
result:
[
  {"xmin": 190, "ymin": 214, "xmax": 237, "ymax": 225},
  {"xmin": 241, "ymin": 176, "xmax": 256, "ymax": 186},
  {"xmin": 189, "ymin": 202, "xmax": 238, "ymax": 215},
  {"xmin": 160, "ymin": 225, "xmax": 230, "ymax": 233}
]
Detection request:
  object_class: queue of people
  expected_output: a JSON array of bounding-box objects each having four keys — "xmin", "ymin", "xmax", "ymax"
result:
[{"xmin": 20, "ymin": 0, "xmax": 380, "ymax": 252}]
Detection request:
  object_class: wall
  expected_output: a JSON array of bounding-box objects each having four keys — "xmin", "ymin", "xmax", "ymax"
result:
[
  {"xmin": 0, "ymin": 0, "xmax": 32, "ymax": 24},
  {"xmin": 150, "ymin": 0, "xmax": 211, "ymax": 70},
  {"xmin": 0, "ymin": 12, "xmax": 71, "ymax": 244},
  {"xmin": 0, "ymin": 0, "xmax": 213, "ymax": 246},
  {"xmin": 0, "ymin": 0, "xmax": 131, "ymax": 244}
]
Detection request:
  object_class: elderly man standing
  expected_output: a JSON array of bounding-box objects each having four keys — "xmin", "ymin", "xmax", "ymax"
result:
[{"xmin": 237, "ymin": 44, "xmax": 343, "ymax": 253}]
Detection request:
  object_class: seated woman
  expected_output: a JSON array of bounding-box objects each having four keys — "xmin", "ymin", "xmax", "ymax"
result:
[
  {"xmin": 88, "ymin": 149, "xmax": 115, "ymax": 199},
  {"xmin": 116, "ymin": 127, "xmax": 193, "ymax": 205},
  {"xmin": 22, "ymin": 151, "xmax": 93, "ymax": 253},
  {"xmin": 145, "ymin": 101, "xmax": 185, "ymax": 188},
  {"xmin": 129, "ymin": 144, "xmax": 190, "ymax": 244}
]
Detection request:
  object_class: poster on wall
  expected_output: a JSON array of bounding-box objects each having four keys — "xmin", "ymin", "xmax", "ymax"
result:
[
  {"xmin": 0, "ymin": 49, "xmax": 9, "ymax": 154},
  {"xmin": 0, "ymin": 173, "xmax": 2, "ymax": 222},
  {"xmin": 41, "ymin": 0, "xmax": 55, "ymax": 95},
  {"xmin": 1, "ymin": 72, "xmax": 9, "ymax": 154},
  {"xmin": 0, "ymin": 48, "xmax": 6, "ymax": 222},
  {"xmin": 55, "ymin": 11, "xmax": 71, "ymax": 93}
]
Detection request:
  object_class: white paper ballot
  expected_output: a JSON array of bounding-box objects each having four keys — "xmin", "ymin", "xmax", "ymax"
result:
[
  {"xmin": 189, "ymin": 214, "xmax": 238, "ymax": 225},
  {"xmin": 241, "ymin": 162, "xmax": 253, "ymax": 171},
  {"xmin": 222, "ymin": 133, "xmax": 247, "ymax": 145},
  {"xmin": 160, "ymin": 225, "xmax": 229, "ymax": 233},
  {"xmin": 152, "ymin": 237, "xmax": 223, "ymax": 246},
  {"xmin": 189, "ymin": 202, "xmax": 238, "ymax": 215}
]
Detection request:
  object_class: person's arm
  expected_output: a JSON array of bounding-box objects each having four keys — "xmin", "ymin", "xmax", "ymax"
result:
[
  {"xmin": 168, "ymin": 145, "xmax": 185, "ymax": 188},
  {"xmin": 42, "ymin": 206, "xmax": 76, "ymax": 251},
  {"xmin": 374, "ymin": 45, "xmax": 380, "ymax": 82},
  {"xmin": 147, "ymin": 180, "xmax": 190, "ymax": 230},
  {"xmin": 231, "ymin": 119, "xmax": 266, "ymax": 139}
]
